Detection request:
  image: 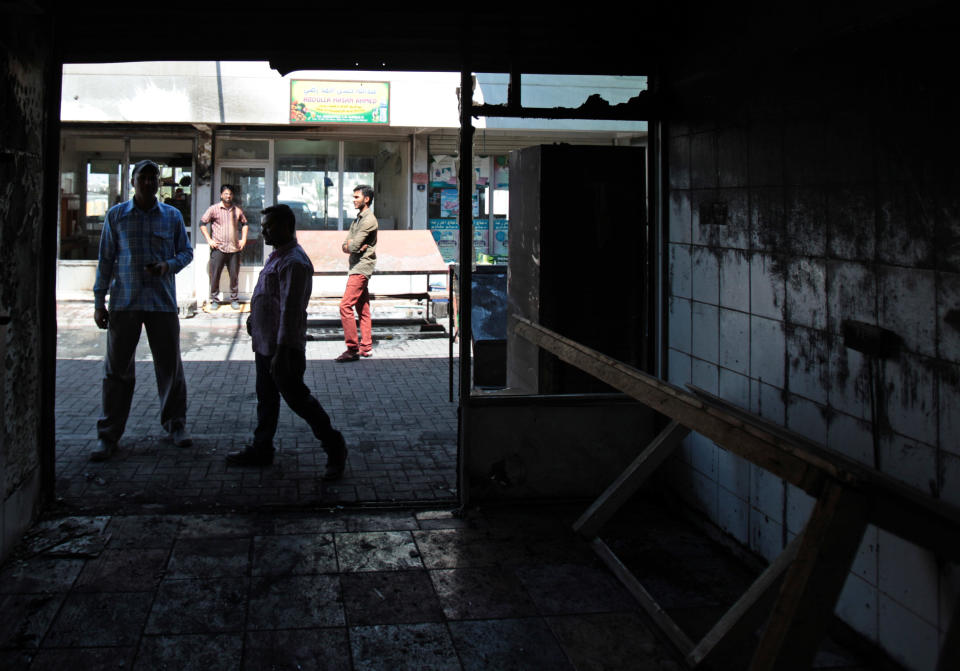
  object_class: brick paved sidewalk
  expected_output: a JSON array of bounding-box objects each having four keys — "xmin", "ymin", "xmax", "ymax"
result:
[{"xmin": 55, "ymin": 306, "xmax": 459, "ymax": 513}]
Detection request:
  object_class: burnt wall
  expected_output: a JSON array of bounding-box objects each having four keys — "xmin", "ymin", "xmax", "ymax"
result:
[
  {"xmin": 663, "ymin": 40, "xmax": 959, "ymax": 670},
  {"xmin": 0, "ymin": 12, "xmax": 52, "ymax": 562}
]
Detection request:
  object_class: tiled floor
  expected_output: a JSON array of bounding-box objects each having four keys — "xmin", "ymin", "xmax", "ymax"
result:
[{"xmin": 0, "ymin": 506, "xmax": 685, "ymax": 670}]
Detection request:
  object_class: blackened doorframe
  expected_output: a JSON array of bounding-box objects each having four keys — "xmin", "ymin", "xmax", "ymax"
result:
[{"xmin": 456, "ymin": 69, "xmax": 658, "ymax": 502}]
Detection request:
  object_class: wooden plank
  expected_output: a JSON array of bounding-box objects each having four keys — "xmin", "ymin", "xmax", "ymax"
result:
[
  {"xmin": 591, "ymin": 538, "xmax": 695, "ymax": 656},
  {"xmin": 512, "ymin": 317, "xmax": 828, "ymax": 495},
  {"xmin": 574, "ymin": 421, "xmax": 690, "ymax": 538},
  {"xmin": 748, "ymin": 481, "xmax": 869, "ymax": 671},
  {"xmin": 937, "ymin": 597, "xmax": 960, "ymax": 671},
  {"xmin": 687, "ymin": 532, "xmax": 803, "ymax": 667}
]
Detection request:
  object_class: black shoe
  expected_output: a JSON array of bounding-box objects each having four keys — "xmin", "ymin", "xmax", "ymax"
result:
[
  {"xmin": 90, "ymin": 438, "xmax": 117, "ymax": 462},
  {"xmin": 335, "ymin": 350, "xmax": 360, "ymax": 363},
  {"xmin": 170, "ymin": 426, "xmax": 193, "ymax": 448},
  {"xmin": 226, "ymin": 446, "xmax": 274, "ymax": 467},
  {"xmin": 323, "ymin": 431, "xmax": 347, "ymax": 481}
]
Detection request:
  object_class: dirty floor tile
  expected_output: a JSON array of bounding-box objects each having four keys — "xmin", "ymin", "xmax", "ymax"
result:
[
  {"xmin": 177, "ymin": 514, "xmax": 270, "ymax": 539},
  {"xmin": 243, "ymin": 628, "xmax": 350, "ymax": 671},
  {"xmin": 548, "ymin": 612, "xmax": 678, "ymax": 669},
  {"xmin": 252, "ymin": 533, "xmax": 337, "ymax": 576},
  {"xmin": 515, "ymin": 563, "xmax": 637, "ymax": 615},
  {"xmin": 270, "ymin": 515, "xmax": 347, "ymax": 536},
  {"xmin": 429, "ymin": 566, "xmax": 538, "ymax": 620},
  {"xmin": 73, "ymin": 548, "xmax": 168, "ymax": 592},
  {"xmin": 341, "ymin": 570, "xmax": 443, "ymax": 625},
  {"xmin": 342, "ymin": 512, "xmax": 419, "ymax": 532},
  {"xmin": 145, "ymin": 578, "xmax": 247, "ymax": 634},
  {"xmin": 0, "ymin": 558, "xmax": 84, "ymax": 594},
  {"xmin": 134, "ymin": 633, "xmax": 242, "ymax": 671},
  {"xmin": 106, "ymin": 515, "xmax": 181, "ymax": 549},
  {"xmin": 0, "ymin": 594, "xmax": 65, "ymax": 649},
  {"xmin": 43, "ymin": 591, "xmax": 151, "ymax": 647},
  {"xmin": 247, "ymin": 574, "xmax": 344, "ymax": 630},
  {"xmin": 166, "ymin": 538, "xmax": 251, "ymax": 579},
  {"xmin": 448, "ymin": 617, "xmax": 573, "ymax": 671},
  {"xmin": 350, "ymin": 622, "xmax": 460, "ymax": 671},
  {"xmin": 28, "ymin": 646, "xmax": 137, "ymax": 670},
  {"xmin": 335, "ymin": 531, "xmax": 423, "ymax": 572},
  {"xmin": 411, "ymin": 528, "xmax": 505, "ymax": 568}
]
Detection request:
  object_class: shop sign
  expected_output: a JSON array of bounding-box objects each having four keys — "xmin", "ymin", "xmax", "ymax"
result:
[{"xmin": 290, "ymin": 80, "xmax": 390, "ymax": 124}]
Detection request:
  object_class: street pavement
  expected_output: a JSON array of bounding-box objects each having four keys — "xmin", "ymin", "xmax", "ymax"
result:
[{"xmin": 54, "ymin": 301, "xmax": 459, "ymax": 513}]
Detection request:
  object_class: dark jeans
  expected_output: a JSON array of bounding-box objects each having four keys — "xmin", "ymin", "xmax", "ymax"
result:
[
  {"xmin": 253, "ymin": 350, "xmax": 336, "ymax": 453},
  {"xmin": 209, "ymin": 248, "xmax": 240, "ymax": 301},
  {"xmin": 97, "ymin": 310, "xmax": 188, "ymax": 443}
]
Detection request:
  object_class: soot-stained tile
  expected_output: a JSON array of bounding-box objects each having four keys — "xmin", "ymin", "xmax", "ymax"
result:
[
  {"xmin": 28, "ymin": 646, "xmax": 137, "ymax": 670},
  {"xmin": 252, "ymin": 534, "xmax": 337, "ymax": 576},
  {"xmin": 413, "ymin": 527, "xmax": 592, "ymax": 570},
  {"xmin": 341, "ymin": 570, "xmax": 443, "ymax": 625},
  {"xmin": 106, "ymin": 515, "xmax": 180, "ymax": 549},
  {"xmin": 0, "ymin": 558, "xmax": 84, "ymax": 594},
  {"xmin": 145, "ymin": 578, "xmax": 247, "ymax": 634},
  {"xmin": 515, "ymin": 563, "xmax": 636, "ymax": 615},
  {"xmin": 0, "ymin": 649, "xmax": 33, "ymax": 669},
  {"xmin": 177, "ymin": 514, "xmax": 270, "ymax": 539},
  {"xmin": 548, "ymin": 612, "xmax": 677, "ymax": 669},
  {"xmin": 411, "ymin": 528, "xmax": 503, "ymax": 569},
  {"xmin": 349, "ymin": 623, "xmax": 460, "ymax": 671},
  {"xmin": 270, "ymin": 515, "xmax": 347, "ymax": 535},
  {"xmin": 166, "ymin": 538, "xmax": 250, "ymax": 579},
  {"xmin": 342, "ymin": 512, "xmax": 419, "ymax": 532},
  {"xmin": 74, "ymin": 548, "xmax": 168, "ymax": 592},
  {"xmin": 243, "ymin": 628, "xmax": 350, "ymax": 671},
  {"xmin": 43, "ymin": 592, "xmax": 151, "ymax": 647},
  {"xmin": 335, "ymin": 531, "xmax": 423, "ymax": 572},
  {"xmin": 247, "ymin": 574, "xmax": 344, "ymax": 630},
  {"xmin": 134, "ymin": 633, "xmax": 242, "ymax": 671},
  {"xmin": 429, "ymin": 567, "xmax": 538, "ymax": 620},
  {"xmin": 0, "ymin": 594, "xmax": 64, "ymax": 648},
  {"xmin": 448, "ymin": 618, "xmax": 572, "ymax": 671}
]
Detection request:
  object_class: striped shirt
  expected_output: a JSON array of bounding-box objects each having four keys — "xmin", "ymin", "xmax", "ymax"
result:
[
  {"xmin": 248, "ymin": 239, "xmax": 313, "ymax": 356},
  {"xmin": 94, "ymin": 198, "xmax": 194, "ymax": 313},
  {"xmin": 200, "ymin": 202, "xmax": 247, "ymax": 253}
]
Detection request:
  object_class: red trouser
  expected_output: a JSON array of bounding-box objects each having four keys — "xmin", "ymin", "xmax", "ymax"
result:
[{"xmin": 339, "ymin": 273, "xmax": 372, "ymax": 353}]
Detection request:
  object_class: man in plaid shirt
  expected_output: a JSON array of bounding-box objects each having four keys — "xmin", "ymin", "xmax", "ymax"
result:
[{"xmin": 91, "ymin": 159, "xmax": 194, "ymax": 461}]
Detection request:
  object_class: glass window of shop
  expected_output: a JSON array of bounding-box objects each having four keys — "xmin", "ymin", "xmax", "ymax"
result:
[
  {"xmin": 276, "ymin": 139, "xmax": 338, "ymax": 230},
  {"xmin": 59, "ymin": 135, "xmax": 193, "ymax": 261}
]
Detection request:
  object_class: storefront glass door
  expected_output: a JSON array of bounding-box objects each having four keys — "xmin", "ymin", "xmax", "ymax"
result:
[{"xmin": 217, "ymin": 164, "xmax": 272, "ymax": 266}]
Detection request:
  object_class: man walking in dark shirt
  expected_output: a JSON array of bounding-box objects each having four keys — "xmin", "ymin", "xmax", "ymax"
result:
[{"xmin": 227, "ymin": 203, "xmax": 347, "ymax": 480}]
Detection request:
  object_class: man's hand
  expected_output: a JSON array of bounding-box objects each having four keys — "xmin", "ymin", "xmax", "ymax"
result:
[
  {"xmin": 246, "ymin": 316, "xmax": 253, "ymax": 336},
  {"xmin": 94, "ymin": 307, "xmax": 109, "ymax": 329},
  {"xmin": 341, "ymin": 242, "xmax": 350, "ymax": 254},
  {"xmin": 145, "ymin": 261, "xmax": 169, "ymax": 276},
  {"xmin": 209, "ymin": 240, "xmax": 220, "ymax": 250},
  {"xmin": 238, "ymin": 238, "xmax": 247, "ymax": 251}
]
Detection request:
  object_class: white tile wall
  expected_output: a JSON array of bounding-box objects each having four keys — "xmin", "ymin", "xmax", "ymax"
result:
[
  {"xmin": 691, "ymin": 359, "xmax": 719, "ymax": 395},
  {"xmin": 719, "ymin": 308, "xmax": 750, "ymax": 375},
  {"xmin": 826, "ymin": 413, "xmax": 875, "ymax": 467},
  {"xmin": 836, "ymin": 573, "xmax": 878, "ymax": 642},
  {"xmin": 784, "ymin": 483, "xmax": 816, "ymax": 536},
  {"xmin": 718, "ymin": 368, "xmax": 750, "ymax": 410},
  {"xmin": 691, "ymin": 302, "xmax": 719, "ymax": 363},
  {"xmin": 669, "ymin": 191, "xmax": 692, "ymax": 244},
  {"xmin": 669, "ymin": 244, "xmax": 692, "ymax": 299},
  {"xmin": 883, "ymin": 354, "xmax": 938, "ymax": 448},
  {"xmin": 667, "ymin": 349, "xmax": 692, "ymax": 387},
  {"xmin": 692, "ymin": 247, "xmax": 720, "ymax": 305},
  {"xmin": 939, "ymin": 271, "xmax": 960, "ymax": 362},
  {"xmin": 786, "ymin": 327, "xmax": 828, "ymax": 405},
  {"xmin": 879, "ymin": 265, "xmax": 937, "ymax": 358},
  {"xmin": 786, "ymin": 395, "xmax": 828, "ymax": 445},
  {"xmin": 750, "ymin": 254, "xmax": 786, "ymax": 320},
  {"xmin": 750, "ymin": 316, "xmax": 786, "ymax": 388},
  {"xmin": 938, "ymin": 363, "xmax": 960, "ymax": 458},
  {"xmin": 718, "ymin": 486, "xmax": 749, "ymax": 544},
  {"xmin": 786, "ymin": 257, "xmax": 827, "ymax": 329},
  {"xmin": 878, "ymin": 531, "xmax": 940, "ymax": 627},
  {"xmin": 879, "ymin": 434, "xmax": 937, "ymax": 497},
  {"xmin": 668, "ymin": 297, "xmax": 692, "ymax": 355},
  {"xmin": 827, "ymin": 345, "xmax": 872, "ymax": 422},
  {"xmin": 878, "ymin": 594, "xmax": 940, "ymax": 671},
  {"xmin": 720, "ymin": 249, "xmax": 750, "ymax": 311},
  {"xmin": 826, "ymin": 260, "xmax": 877, "ymax": 334}
]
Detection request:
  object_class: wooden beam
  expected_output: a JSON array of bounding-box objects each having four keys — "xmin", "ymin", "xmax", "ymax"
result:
[
  {"xmin": 574, "ymin": 420, "xmax": 690, "ymax": 538},
  {"xmin": 687, "ymin": 532, "xmax": 803, "ymax": 667},
  {"xmin": 512, "ymin": 317, "xmax": 831, "ymax": 495},
  {"xmin": 748, "ymin": 482, "xmax": 869, "ymax": 671},
  {"xmin": 592, "ymin": 538, "xmax": 695, "ymax": 657}
]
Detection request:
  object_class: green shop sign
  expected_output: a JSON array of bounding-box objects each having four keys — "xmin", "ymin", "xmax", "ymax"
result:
[{"xmin": 290, "ymin": 80, "xmax": 390, "ymax": 124}]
